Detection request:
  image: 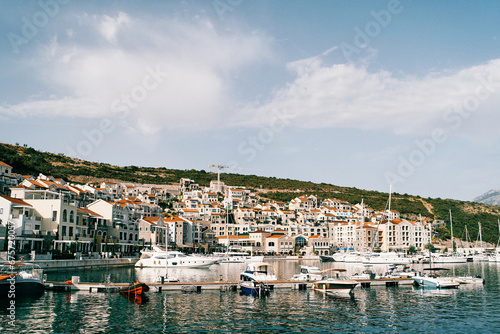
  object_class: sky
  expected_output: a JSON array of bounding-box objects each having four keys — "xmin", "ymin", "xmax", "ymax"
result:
[{"xmin": 1, "ymin": 0, "xmax": 500, "ymax": 202}]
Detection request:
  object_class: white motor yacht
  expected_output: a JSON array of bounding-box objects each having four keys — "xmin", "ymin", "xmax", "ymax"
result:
[
  {"xmin": 135, "ymin": 248, "xmax": 218, "ymax": 268},
  {"xmin": 239, "ymin": 262, "xmax": 278, "ymax": 296},
  {"xmin": 312, "ymin": 269, "xmax": 359, "ymax": 296}
]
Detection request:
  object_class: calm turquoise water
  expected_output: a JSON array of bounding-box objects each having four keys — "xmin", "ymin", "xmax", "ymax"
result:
[{"xmin": 1, "ymin": 261, "xmax": 500, "ymax": 333}]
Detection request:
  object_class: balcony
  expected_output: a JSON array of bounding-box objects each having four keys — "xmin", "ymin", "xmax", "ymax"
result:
[{"xmin": 21, "ymin": 230, "xmax": 43, "ymax": 238}]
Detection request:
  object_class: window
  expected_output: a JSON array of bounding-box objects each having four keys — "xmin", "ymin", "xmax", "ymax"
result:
[
  {"xmin": 69, "ymin": 210, "xmax": 74, "ymax": 223},
  {"xmin": 269, "ymin": 242, "xmax": 275, "ymax": 247},
  {"xmin": 62, "ymin": 226, "xmax": 67, "ymax": 236},
  {"xmin": 62, "ymin": 209, "xmax": 67, "ymax": 222},
  {"xmin": 52, "ymin": 211, "xmax": 57, "ymax": 222},
  {"xmin": 69, "ymin": 227, "xmax": 73, "ymax": 237}
]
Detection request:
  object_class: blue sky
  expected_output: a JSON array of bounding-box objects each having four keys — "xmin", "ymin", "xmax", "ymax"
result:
[{"xmin": 1, "ymin": 0, "xmax": 500, "ymax": 201}]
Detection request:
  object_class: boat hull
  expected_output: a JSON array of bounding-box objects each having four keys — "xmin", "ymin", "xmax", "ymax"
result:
[
  {"xmin": 319, "ymin": 255, "xmax": 335, "ymax": 262},
  {"xmin": 120, "ymin": 282, "xmax": 150, "ymax": 295},
  {"xmin": 0, "ymin": 278, "xmax": 45, "ymax": 297},
  {"xmin": 135, "ymin": 258, "xmax": 218, "ymax": 268},
  {"xmin": 312, "ymin": 279, "xmax": 358, "ymax": 295},
  {"xmin": 454, "ymin": 276, "xmax": 484, "ymax": 284},
  {"xmin": 239, "ymin": 281, "xmax": 271, "ymax": 297},
  {"xmin": 411, "ymin": 276, "xmax": 459, "ymax": 289}
]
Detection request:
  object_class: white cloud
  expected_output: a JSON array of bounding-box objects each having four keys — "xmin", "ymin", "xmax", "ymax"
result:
[
  {"xmin": 234, "ymin": 56, "xmax": 500, "ymax": 139},
  {"xmin": 99, "ymin": 12, "xmax": 131, "ymax": 42},
  {"xmin": 1, "ymin": 12, "xmax": 272, "ymax": 134}
]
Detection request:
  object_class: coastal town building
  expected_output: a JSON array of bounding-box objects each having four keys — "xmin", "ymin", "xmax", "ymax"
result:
[{"xmin": 0, "ymin": 164, "xmax": 438, "ymax": 259}]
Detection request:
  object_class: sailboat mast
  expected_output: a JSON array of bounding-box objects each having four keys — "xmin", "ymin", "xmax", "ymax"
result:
[
  {"xmin": 388, "ymin": 185, "xmax": 392, "ymax": 213},
  {"xmin": 429, "ymin": 221, "xmax": 433, "ymax": 268},
  {"xmin": 361, "ymin": 198, "xmax": 364, "ymax": 251},
  {"xmin": 465, "ymin": 224, "xmax": 469, "ymax": 247},
  {"xmin": 165, "ymin": 220, "xmax": 169, "ymax": 278},
  {"xmin": 226, "ymin": 207, "xmax": 229, "ymax": 255},
  {"xmin": 449, "ymin": 210, "xmax": 454, "ymax": 253},
  {"xmin": 497, "ymin": 219, "xmax": 500, "ymax": 250},
  {"xmin": 478, "ymin": 222, "xmax": 483, "ymax": 251}
]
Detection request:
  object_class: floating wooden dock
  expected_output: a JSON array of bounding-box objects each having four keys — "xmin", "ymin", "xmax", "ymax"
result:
[
  {"xmin": 45, "ymin": 277, "xmax": 413, "ymax": 293},
  {"xmin": 44, "ymin": 280, "xmax": 310, "ymax": 293}
]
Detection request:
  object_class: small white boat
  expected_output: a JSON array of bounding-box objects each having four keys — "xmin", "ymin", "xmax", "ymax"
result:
[
  {"xmin": 214, "ymin": 251, "xmax": 249, "ymax": 263},
  {"xmin": 239, "ymin": 262, "xmax": 277, "ymax": 296},
  {"xmin": 291, "ymin": 265, "xmax": 324, "ymax": 281},
  {"xmin": 488, "ymin": 252, "xmax": 500, "ymax": 262},
  {"xmin": 135, "ymin": 248, "xmax": 218, "ymax": 268},
  {"xmin": 471, "ymin": 254, "xmax": 489, "ymax": 262},
  {"xmin": 386, "ymin": 265, "xmax": 418, "ymax": 278},
  {"xmin": 214, "ymin": 251, "xmax": 264, "ymax": 263},
  {"xmin": 156, "ymin": 275, "xmax": 180, "ymax": 283},
  {"xmin": 411, "ymin": 268, "xmax": 459, "ymax": 289},
  {"xmin": 312, "ymin": 269, "xmax": 359, "ymax": 296},
  {"xmin": 454, "ymin": 275, "xmax": 484, "ymax": 284},
  {"xmin": 350, "ymin": 265, "xmax": 379, "ymax": 280}
]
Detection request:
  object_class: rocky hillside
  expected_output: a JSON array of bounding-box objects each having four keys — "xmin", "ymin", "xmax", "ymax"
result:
[{"xmin": 474, "ymin": 189, "xmax": 500, "ymax": 206}]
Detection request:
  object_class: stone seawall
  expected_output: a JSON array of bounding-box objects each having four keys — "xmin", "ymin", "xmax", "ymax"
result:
[{"xmin": 29, "ymin": 258, "xmax": 139, "ymax": 272}]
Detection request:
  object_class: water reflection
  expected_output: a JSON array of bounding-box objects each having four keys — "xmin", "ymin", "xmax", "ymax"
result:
[{"xmin": 7, "ymin": 261, "xmax": 500, "ymax": 334}]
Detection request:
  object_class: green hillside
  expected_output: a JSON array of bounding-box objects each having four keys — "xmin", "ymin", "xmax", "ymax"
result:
[{"xmin": 1, "ymin": 142, "xmax": 500, "ymax": 245}]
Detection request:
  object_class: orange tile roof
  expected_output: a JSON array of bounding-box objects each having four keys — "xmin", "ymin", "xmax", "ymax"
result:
[
  {"xmin": 77, "ymin": 208, "xmax": 103, "ymax": 217},
  {"xmin": 0, "ymin": 196, "xmax": 32, "ymax": 206},
  {"xmin": 164, "ymin": 217, "xmax": 185, "ymax": 222},
  {"xmin": 182, "ymin": 209, "xmax": 199, "ymax": 212},
  {"xmin": 0, "ymin": 161, "xmax": 12, "ymax": 168},
  {"xmin": 143, "ymin": 216, "xmax": 162, "ymax": 223},
  {"xmin": 10, "ymin": 185, "xmax": 31, "ymax": 189}
]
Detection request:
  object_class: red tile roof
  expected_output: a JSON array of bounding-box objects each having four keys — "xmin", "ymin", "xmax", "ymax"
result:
[
  {"xmin": 0, "ymin": 161, "xmax": 12, "ymax": 168},
  {"xmin": 0, "ymin": 196, "xmax": 32, "ymax": 206}
]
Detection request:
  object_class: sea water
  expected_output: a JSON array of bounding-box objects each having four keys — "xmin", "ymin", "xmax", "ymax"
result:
[{"xmin": 1, "ymin": 260, "xmax": 499, "ymax": 333}]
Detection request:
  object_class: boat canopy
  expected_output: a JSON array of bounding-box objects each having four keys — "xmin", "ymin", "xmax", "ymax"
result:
[{"xmin": 245, "ymin": 262, "xmax": 274, "ymax": 273}]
